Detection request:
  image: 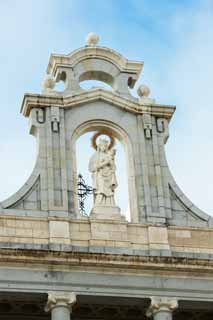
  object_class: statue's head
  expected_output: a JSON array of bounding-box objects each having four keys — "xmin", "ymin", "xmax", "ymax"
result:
[{"xmin": 97, "ymin": 138, "xmax": 109, "ymax": 152}]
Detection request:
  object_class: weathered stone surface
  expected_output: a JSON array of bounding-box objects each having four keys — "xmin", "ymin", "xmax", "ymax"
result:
[{"xmin": 0, "ymin": 215, "xmax": 212, "ymax": 258}]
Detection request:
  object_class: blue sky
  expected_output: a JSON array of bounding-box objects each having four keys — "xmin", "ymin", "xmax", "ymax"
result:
[{"xmin": 0, "ymin": 0, "xmax": 212, "ymax": 215}]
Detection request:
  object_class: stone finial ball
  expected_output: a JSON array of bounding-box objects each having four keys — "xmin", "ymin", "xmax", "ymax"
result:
[
  {"xmin": 86, "ymin": 32, "xmax": 99, "ymax": 46},
  {"xmin": 137, "ymin": 84, "xmax": 150, "ymax": 97},
  {"xmin": 42, "ymin": 74, "xmax": 55, "ymax": 90}
]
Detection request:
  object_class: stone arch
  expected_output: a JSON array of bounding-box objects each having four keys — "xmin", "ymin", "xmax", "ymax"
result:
[
  {"xmin": 71, "ymin": 119, "xmax": 139, "ymax": 222},
  {"xmin": 74, "ymin": 58, "xmax": 119, "ymax": 88},
  {"xmin": 79, "ymin": 70, "xmax": 114, "ymax": 88}
]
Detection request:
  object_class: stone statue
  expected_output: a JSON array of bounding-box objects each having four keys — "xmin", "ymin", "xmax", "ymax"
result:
[
  {"xmin": 89, "ymin": 135, "xmax": 118, "ymax": 207},
  {"xmin": 88, "ymin": 132, "xmax": 122, "ymax": 220}
]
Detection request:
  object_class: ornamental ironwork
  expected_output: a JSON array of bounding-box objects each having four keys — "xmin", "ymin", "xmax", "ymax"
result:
[{"xmin": 77, "ymin": 173, "xmax": 93, "ymax": 215}]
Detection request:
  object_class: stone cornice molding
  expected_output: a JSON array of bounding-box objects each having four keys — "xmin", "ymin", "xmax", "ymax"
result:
[
  {"xmin": 1, "ymin": 249, "xmax": 213, "ymax": 275},
  {"xmin": 146, "ymin": 297, "xmax": 178, "ymax": 317},
  {"xmin": 45, "ymin": 292, "xmax": 76, "ymax": 312},
  {"xmin": 21, "ymin": 88, "xmax": 176, "ymax": 119},
  {"xmin": 47, "ymin": 46, "xmax": 143, "ymax": 82}
]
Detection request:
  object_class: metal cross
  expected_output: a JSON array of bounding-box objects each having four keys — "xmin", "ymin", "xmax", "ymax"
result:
[{"xmin": 77, "ymin": 174, "xmax": 93, "ymax": 215}]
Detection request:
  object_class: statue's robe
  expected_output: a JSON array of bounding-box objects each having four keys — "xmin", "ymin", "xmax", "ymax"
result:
[{"xmin": 89, "ymin": 150, "xmax": 117, "ymax": 202}]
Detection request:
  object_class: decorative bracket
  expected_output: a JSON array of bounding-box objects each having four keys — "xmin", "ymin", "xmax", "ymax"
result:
[
  {"xmin": 51, "ymin": 106, "xmax": 60, "ymax": 132},
  {"xmin": 143, "ymin": 113, "xmax": 152, "ymax": 139},
  {"xmin": 36, "ymin": 108, "xmax": 45, "ymax": 124},
  {"xmin": 156, "ymin": 118, "xmax": 169, "ymax": 142}
]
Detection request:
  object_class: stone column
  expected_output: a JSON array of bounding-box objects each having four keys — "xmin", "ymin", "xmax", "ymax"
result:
[
  {"xmin": 45, "ymin": 292, "xmax": 76, "ymax": 320},
  {"xmin": 146, "ymin": 297, "xmax": 178, "ymax": 320}
]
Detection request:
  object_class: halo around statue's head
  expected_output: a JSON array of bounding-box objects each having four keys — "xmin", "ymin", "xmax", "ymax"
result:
[{"xmin": 92, "ymin": 131, "xmax": 115, "ymax": 150}]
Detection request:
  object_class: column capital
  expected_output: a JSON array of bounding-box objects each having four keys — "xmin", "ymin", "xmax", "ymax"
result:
[
  {"xmin": 45, "ymin": 292, "xmax": 76, "ymax": 312},
  {"xmin": 146, "ymin": 297, "xmax": 178, "ymax": 317}
]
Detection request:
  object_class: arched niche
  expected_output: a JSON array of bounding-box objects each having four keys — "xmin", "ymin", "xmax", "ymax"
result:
[
  {"xmin": 71, "ymin": 120, "xmax": 139, "ymax": 222},
  {"xmin": 75, "ymin": 132, "xmax": 129, "ymax": 218}
]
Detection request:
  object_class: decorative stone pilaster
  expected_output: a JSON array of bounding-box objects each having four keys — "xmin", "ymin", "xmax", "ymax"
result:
[
  {"xmin": 146, "ymin": 297, "xmax": 178, "ymax": 320},
  {"xmin": 45, "ymin": 292, "xmax": 76, "ymax": 320}
]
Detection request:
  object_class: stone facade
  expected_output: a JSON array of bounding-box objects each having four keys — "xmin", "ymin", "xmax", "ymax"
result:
[
  {"xmin": 0, "ymin": 35, "xmax": 212, "ymax": 319},
  {"xmin": 0, "ymin": 216, "xmax": 213, "ymax": 258}
]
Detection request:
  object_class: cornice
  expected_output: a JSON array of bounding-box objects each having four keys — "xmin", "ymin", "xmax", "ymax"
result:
[
  {"xmin": 21, "ymin": 88, "xmax": 176, "ymax": 119},
  {"xmin": 47, "ymin": 46, "xmax": 143, "ymax": 77},
  {"xmin": 0, "ymin": 249, "xmax": 213, "ymax": 275}
]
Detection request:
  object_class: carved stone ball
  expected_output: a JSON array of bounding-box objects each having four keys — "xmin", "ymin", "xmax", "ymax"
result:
[
  {"xmin": 42, "ymin": 74, "xmax": 55, "ymax": 90},
  {"xmin": 137, "ymin": 84, "xmax": 150, "ymax": 97},
  {"xmin": 86, "ymin": 32, "xmax": 99, "ymax": 46}
]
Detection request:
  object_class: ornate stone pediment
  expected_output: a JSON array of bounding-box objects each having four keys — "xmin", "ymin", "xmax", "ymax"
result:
[{"xmin": 1, "ymin": 34, "xmax": 212, "ymax": 232}]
